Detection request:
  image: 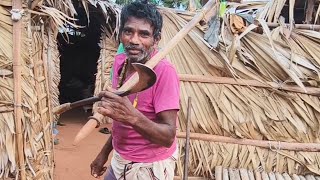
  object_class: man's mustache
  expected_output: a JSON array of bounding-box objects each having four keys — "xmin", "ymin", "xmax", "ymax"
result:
[{"xmin": 125, "ymin": 45, "xmax": 142, "ymax": 51}]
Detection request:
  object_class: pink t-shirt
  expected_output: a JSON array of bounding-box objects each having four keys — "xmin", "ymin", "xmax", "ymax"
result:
[{"xmin": 111, "ymin": 52, "xmax": 180, "ymax": 163}]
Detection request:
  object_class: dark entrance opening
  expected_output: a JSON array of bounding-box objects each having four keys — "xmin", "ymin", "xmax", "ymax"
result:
[{"xmin": 57, "ymin": 3, "xmax": 104, "ymax": 106}]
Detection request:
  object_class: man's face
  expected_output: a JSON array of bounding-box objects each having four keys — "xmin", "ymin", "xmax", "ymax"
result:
[{"xmin": 121, "ymin": 16, "xmax": 159, "ymax": 63}]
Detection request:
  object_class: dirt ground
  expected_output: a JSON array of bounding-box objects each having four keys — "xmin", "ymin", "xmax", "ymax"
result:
[{"xmin": 53, "ymin": 108, "xmax": 112, "ymax": 180}]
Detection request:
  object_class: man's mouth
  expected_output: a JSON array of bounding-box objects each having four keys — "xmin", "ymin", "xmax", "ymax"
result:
[{"xmin": 126, "ymin": 48, "xmax": 142, "ymax": 55}]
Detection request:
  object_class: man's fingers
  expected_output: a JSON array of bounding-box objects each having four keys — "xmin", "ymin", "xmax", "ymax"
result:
[
  {"xmin": 91, "ymin": 166, "xmax": 98, "ymax": 178},
  {"xmin": 104, "ymin": 86, "xmax": 116, "ymax": 92},
  {"xmin": 91, "ymin": 165, "xmax": 106, "ymax": 178},
  {"xmin": 97, "ymin": 107, "xmax": 113, "ymax": 116}
]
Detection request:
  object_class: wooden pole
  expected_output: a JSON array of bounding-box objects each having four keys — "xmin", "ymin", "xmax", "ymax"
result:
[
  {"xmin": 12, "ymin": 0, "xmax": 26, "ymax": 179},
  {"xmin": 215, "ymin": 166, "xmax": 223, "ymax": 180},
  {"xmin": 183, "ymin": 97, "xmax": 192, "ymax": 180},
  {"xmin": 305, "ymin": 0, "xmax": 315, "ymax": 24},
  {"xmin": 176, "ymin": 132, "xmax": 320, "ymax": 152},
  {"xmin": 266, "ymin": 22, "xmax": 320, "ymax": 30},
  {"xmin": 179, "ymin": 74, "xmax": 320, "ymax": 96},
  {"xmin": 73, "ymin": 0, "xmax": 218, "ymax": 145}
]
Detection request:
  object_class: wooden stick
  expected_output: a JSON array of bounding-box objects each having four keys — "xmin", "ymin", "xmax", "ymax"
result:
[
  {"xmin": 240, "ymin": 169, "xmax": 250, "ymax": 180},
  {"xmin": 30, "ymin": 0, "xmax": 42, "ymax": 9},
  {"xmin": 266, "ymin": 22, "xmax": 320, "ymax": 30},
  {"xmin": 268, "ymin": 172, "xmax": 276, "ymax": 180},
  {"xmin": 73, "ymin": 0, "xmax": 218, "ymax": 145},
  {"xmin": 179, "ymin": 74, "xmax": 320, "ymax": 96},
  {"xmin": 305, "ymin": 0, "xmax": 315, "ymax": 24},
  {"xmin": 223, "ymin": 168, "xmax": 229, "ymax": 180},
  {"xmin": 174, "ymin": 176, "xmax": 209, "ymax": 180},
  {"xmin": 12, "ymin": 0, "xmax": 26, "ymax": 179},
  {"xmin": 292, "ymin": 174, "xmax": 301, "ymax": 180},
  {"xmin": 183, "ymin": 97, "xmax": 192, "ymax": 180},
  {"xmin": 73, "ymin": 113, "xmax": 104, "ymax": 145},
  {"xmin": 215, "ymin": 166, "xmax": 223, "ymax": 180},
  {"xmin": 254, "ymin": 170, "xmax": 262, "ymax": 180},
  {"xmin": 275, "ymin": 172, "xmax": 285, "ymax": 180},
  {"xmin": 248, "ymin": 170, "xmax": 255, "ymax": 180},
  {"xmin": 45, "ymin": 26, "xmax": 54, "ymax": 128},
  {"xmin": 262, "ymin": 171, "xmax": 270, "ymax": 180},
  {"xmin": 282, "ymin": 173, "xmax": 292, "ymax": 180},
  {"xmin": 176, "ymin": 132, "xmax": 320, "ymax": 152}
]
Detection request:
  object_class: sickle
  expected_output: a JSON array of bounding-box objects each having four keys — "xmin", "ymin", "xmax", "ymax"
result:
[{"xmin": 52, "ymin": 63, "xmax": 157, "ymax": 115}]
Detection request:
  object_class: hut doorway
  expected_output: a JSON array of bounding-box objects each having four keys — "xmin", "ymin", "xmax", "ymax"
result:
[{"xmin": 57, "ymin": 4, "xmax": 103, "ymax": 108}]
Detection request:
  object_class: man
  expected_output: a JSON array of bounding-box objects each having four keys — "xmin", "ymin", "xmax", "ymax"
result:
[{"xmin": 90, "ymin": 1, "xmax": 180, "ymax": 180}]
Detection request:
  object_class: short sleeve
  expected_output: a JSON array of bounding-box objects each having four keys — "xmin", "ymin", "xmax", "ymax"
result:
[{"xmin": 153, "ymin": 63, "xmax": 180, "ymax": 114}]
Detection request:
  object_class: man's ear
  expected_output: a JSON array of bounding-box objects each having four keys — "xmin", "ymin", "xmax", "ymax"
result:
[{"xmin": 154, "ymin": 34, "xmax": 161, "ymax": 45}]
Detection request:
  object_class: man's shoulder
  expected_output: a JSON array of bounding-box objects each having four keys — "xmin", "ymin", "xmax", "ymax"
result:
[{"xmin": 154, "ymin": 58, "xmax": 176, "ymax": 71}]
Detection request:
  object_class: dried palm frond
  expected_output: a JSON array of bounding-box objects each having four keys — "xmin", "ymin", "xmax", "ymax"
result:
[
  {"xmin": 92, "ymin": 28, "xmax": 117, "ymax": 122},
  {"xmin": 0, "ymin": 2, "xmax": 54, "ymax": 178},
  {"xmin": 158, "ymin": 3, "xmax": 320, "ymax": 178}
]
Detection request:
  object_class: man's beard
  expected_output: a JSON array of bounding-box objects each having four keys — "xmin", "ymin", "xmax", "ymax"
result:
[{"xmin": 125, "ymin": 45, "xmax": 153, "ymax": 63}]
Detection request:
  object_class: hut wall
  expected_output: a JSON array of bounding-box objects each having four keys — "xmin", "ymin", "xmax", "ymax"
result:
[
  {"xmin": 0, "ymin": 2, "xmax": 55, "ymax": 179},
  {"xmin": 159, "ymin": 9, "xmax": 320, "ymax": 179}
]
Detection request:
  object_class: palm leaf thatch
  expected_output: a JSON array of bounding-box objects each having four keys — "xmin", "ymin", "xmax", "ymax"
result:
[
  {"xmin": 87, "ymin": 1, "xmax": 320, "ymax": 178},
  {"xmin": 165, "ymin": 1, "xmax": 320, "ymax": 178},
  {"xmin": 3, "ymin": 0, "xmax": 320, "ymax": 179},
  {"xmin": 0, "ymin": 0, "xmax": 116, "ymax": 178},
  {"xmin": 81, "ymin": 0, "xmax": 320, "ymax": 179}
]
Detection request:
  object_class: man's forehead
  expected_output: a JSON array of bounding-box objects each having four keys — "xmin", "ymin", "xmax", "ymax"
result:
[{"xmin": 124, "ymin": 17, "xmax": 154, "ymax": 30}]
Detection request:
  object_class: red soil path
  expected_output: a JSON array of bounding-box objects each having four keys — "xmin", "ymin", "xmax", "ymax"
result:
[{"xmin": 53, "ymin": 108, "xmax": 112, "ymax": 180}]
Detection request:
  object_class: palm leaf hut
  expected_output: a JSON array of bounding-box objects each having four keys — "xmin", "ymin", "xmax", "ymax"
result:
[{"xmin": 2, "ymin": 0, "xmax": 320, "ymax": 179}]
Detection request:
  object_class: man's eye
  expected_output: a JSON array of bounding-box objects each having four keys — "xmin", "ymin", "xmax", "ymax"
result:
[
  {"xmin": 140, "ymin": 33, "xmax": 150, "ymax": 38},
  {"xmin": 124, "ymin": 30, "xmax": 132, "ymax": 34}
]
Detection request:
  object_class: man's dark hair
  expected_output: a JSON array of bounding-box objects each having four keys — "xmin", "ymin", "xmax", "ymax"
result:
[{"xmin": 120, "ymin": 1, "xmax": 163, "ymax": 38}]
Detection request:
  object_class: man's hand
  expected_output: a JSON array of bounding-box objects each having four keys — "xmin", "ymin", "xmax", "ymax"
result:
[
  {"xmin": 90, "ymin": 153, "xmax": 108, "ymax": 178},
  {"xmin": 97, "ymin": 91, "xmax": 140, "ymax": 125}
]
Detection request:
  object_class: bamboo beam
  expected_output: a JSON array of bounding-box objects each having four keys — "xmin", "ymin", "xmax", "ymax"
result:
[
  {"xmin": 174, "ymin": 176, "xmax": 209, "ymax": 180},
  {"xmin": 176, "ymin": 132, "xmax": 320, "ymax": 152},
  {"xmin": 266, "ymin": 22, "xmax": 320, "ymax": 30},
  {"xmin": 215, "ymin": 166, "xmax": 223, "ymax": 180},
  {"xmin": 183, "ymin": 97, "xmax": 192, "ymax": 180},
  {"xmin": 178, "ymin": 74, "xmax": 320, "ymax": 96},
  {"xmin": 305, "ymin": 0, "xmax": 315, "ymax": 24},
  {"xmin": 46, "ymin": 26, "xmax": 54, "ymax": 124},
  {"xmin": 12, "ymin": 0, "xmax": 26, "ymax": 179}
]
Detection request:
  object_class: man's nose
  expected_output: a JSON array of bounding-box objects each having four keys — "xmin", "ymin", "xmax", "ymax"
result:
[{"xmin": 130, "ymin": 33, "xmax": 140, "ymax": 45}]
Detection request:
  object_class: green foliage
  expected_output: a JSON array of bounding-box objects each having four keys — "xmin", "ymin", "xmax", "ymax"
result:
[{"xmin": 115, "ymin": 0, "xmax": 202, "ymax": 10}]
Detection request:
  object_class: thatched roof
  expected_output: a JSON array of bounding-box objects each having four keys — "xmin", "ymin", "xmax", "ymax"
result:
[{"xmin": 2, "ymin": 0, "xmax": 320, "ymax": 179}]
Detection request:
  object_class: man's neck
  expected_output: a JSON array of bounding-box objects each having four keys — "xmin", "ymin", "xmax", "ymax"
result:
[{"xmin": 126, "ymin": 55, "xmax": 150, "ymax": 76}]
